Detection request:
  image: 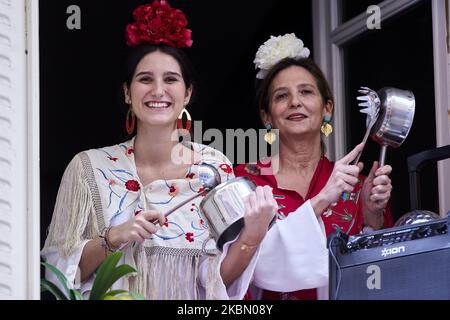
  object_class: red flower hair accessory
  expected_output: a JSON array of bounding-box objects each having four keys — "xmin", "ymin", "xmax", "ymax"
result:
[{"xmin": 125, "ymin": 0, "xmax": 193, "ymax": 48}]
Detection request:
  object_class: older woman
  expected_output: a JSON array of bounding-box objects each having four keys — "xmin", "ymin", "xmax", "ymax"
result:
[{"xmin": 235, "ymin": 34, "xmax": 393, "ymax": 300}]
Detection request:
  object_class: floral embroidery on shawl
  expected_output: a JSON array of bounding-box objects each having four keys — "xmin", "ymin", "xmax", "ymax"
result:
[{"xmin": 87, "ymin": 138, "xmax": 232, "ymax": 249}]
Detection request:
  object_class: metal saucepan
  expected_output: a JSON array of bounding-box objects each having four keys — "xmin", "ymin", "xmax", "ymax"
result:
[
  {"xmin": 370, "ymin": 87, "xmax": 415, "ymax": 166},
  {"xmin": 199, "ymin": 176, "xmax": 276, "ymax": 252}
]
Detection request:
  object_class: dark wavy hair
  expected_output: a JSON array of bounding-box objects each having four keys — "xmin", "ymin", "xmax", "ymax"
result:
[
  {"xmin": 256, "ymin": 57, "xmax": 334, "ymax": 114},
  {"xmin": 121, "ymin": 45, "xmax": 196, "ymax": 135},
  {"xmin": 123, "ymin": 44, "xmax": 195, "ymax": 93}
]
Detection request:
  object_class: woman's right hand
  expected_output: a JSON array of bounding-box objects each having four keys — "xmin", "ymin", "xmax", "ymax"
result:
[
  {"xmin": 108, "ymin": 210, "xmax": 166, "ymax": 248},
  {"xmin": 311, "ymin": 143, "xmax": 364, "ymax": 216}
]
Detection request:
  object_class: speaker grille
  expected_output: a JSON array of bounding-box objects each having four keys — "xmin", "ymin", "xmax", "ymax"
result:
[{"xmin": 337, "ymin": 249, "xmax": 450, "ymax": 299}]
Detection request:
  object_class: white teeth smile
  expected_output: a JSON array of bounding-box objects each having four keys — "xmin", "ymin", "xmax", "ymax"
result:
[
  {"xmin": 287, "ymin": 115, "xmax": 306, "ymax": 120},
  {"xmin": 144, "ymin": 102, "xmax": 170, "ymax": 108}
]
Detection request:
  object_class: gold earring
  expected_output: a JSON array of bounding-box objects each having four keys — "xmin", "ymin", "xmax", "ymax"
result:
[
  {"xmin": 264, "ymin": 123, "xmax": 277, "ymax": 145},
  {"xmin": 321, "ymin": 115, "xmax": 333, "ymax": 137},
  {"xmin": 177, "ymin": 108, "xmax": 192, "ymax": 135}
]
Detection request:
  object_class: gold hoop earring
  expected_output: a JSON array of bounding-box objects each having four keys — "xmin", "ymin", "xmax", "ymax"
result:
[{"xmin": 177, "ymin": 108, "xmax": 192, "ymax": 135}]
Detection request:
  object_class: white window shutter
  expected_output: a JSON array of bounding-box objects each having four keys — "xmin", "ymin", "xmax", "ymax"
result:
[{"xmin": 0, "ymin": 0, "xmax": 39, "ymax": 299}]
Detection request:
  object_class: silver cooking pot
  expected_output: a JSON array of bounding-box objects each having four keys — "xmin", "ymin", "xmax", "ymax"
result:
[
  {"xmin": 371, "ymin": 87, "xmax": 415, "ymax": 166},
  {"xmin": 199, "ymin": 176, "xmax": 275, "ymax": 252}
]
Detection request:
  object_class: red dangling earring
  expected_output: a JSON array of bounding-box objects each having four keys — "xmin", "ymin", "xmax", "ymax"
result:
[
  {"xmin": 125, "ymin": 108, "xmax": 135, "ymax": 135},
  {"xmin": 177, "ymin": 108, "xmax": 192, "ymax": 135}
]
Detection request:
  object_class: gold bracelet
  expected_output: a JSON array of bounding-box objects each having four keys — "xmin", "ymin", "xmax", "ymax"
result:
[{"xmin": 240, "ymin": 241, "xmax": 258, "ymax": 253}]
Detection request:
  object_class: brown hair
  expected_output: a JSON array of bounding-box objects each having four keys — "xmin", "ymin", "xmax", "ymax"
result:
[
  {"xmin": 121, "ymin": 44, "xmax": 196, "ymax": 136},
  {"xmin": 256, "ymin": 57, "xmax": 334, "ymax": 153},
  {"xmin": 123, "ymin": 44, "xmax": 195, "ymax": 93},
  {"xmin": 256, "ymin": 57, "xmax": 334, "ymax": 114}
]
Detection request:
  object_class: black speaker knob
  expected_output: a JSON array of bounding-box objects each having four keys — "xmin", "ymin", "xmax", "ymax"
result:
[
  {"xmin": 434, "ymin": 223, "xmax": 447, "ymax": 234},
  {"xmin": 417, "ymin": 226, "xmax": 430, "ymax": 238}
]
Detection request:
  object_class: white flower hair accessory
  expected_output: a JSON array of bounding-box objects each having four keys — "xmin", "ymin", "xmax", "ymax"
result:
[{"xmin": 254, "ymin": 33, "xmax": 310, "ymax": 79}]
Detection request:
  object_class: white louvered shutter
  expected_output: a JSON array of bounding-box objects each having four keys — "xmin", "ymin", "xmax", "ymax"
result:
[{"xmin": 0, "ymin": 0, "xmax": 39, "ymax": 299}]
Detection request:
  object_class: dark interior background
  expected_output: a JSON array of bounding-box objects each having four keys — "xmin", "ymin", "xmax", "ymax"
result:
[
  {"xmin": 39, "ymin": 0, "xmax": 313, "ymax": 248},
  {"xmin": 343, "ymin": 0, "xmax": 439, "ymax": 223}
]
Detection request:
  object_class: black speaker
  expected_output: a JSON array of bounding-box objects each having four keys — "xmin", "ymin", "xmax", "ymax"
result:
[{"xmin": 328, "ymin": 217, "xmax": 450, "ymax": 300}]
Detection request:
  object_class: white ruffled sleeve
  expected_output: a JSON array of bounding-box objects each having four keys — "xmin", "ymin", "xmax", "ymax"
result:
[
  {"xmin": 252, "ymin": 200, "xmax": 329, "ymax": 292},
  {"xmin": 197, "ymin": 236, "xmax": 260, "ymax": 300},
  {"xmin": 41, "ymin": 153, "xmax": 100, "ymax": 297},
  {"xmin": 41, "ymin": 240, "xmax": 96, "ymax": 299}
]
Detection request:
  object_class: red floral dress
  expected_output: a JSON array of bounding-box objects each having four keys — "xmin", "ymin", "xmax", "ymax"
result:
[{"xmin": 234, "ymin": 156, "xmax": 393, "ymax": 300}]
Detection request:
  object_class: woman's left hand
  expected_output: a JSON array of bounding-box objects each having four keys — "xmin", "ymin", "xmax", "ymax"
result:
[
  {"xmin": 240, "ymin": 186, "xmax": 278, "ymax": 246},
  {"xmin": 219, "ymin": 186, "xmax": 278, "ymax": 287},
  {"xmin": 361, "ymin": 161, "xmax": 393, "ymax": 229}
]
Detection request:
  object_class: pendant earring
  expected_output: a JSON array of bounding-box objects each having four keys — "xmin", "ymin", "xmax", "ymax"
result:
[
  {"xmin": 125, "ymin": 107, "xmax": 135, "ymax": 135},
  {"xmin": 321, "ymin": 114, "xmax": 333, "ymax": 137},
  {"xmin": 264, "ymin": 123, "xmax": 277, "ymax": 145},
  {"xmin": 177, "ymin": 108, "xmax": 192, "ymax": 135}
]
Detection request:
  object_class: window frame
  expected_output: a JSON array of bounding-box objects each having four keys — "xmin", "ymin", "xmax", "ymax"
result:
[{"xmin": 312, "ymin": 0, "xmax": 450, "ymax": 217}]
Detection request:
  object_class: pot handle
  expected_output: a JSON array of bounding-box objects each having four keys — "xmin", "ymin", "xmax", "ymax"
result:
[
  {"xmin": 201, "ymin": 234, "xmax": 217, "ymax": 256},
  {"xmin": 268, "ymin": 214, "xmax": 277, "ymax": 229},
  {"xmin": 379, "ymin": 145, "xmax": 387, "ymax": 167}
]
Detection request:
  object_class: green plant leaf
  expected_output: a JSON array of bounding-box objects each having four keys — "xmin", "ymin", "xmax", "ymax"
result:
[
  {"xmin": 41, "ymin": 261, "xmax": 72, "ymax": 298},
  {"xmin": 89, "ymin": 252, "xmax": 122, "ymax": 300},
  {"xmin": 92, "ymin": 264, "xmax": 136, "ymax": 300},
  {"xmin": 41, "ymin": 279, "xmax": 68, "ymax": 300},
  {"xmin": 130, "ymin": 292, "xmax": 146, "ymax": 300},
  {"xmin": 107, "ymin": 264, "xmax": 136, "ymax": 286},
  {"xmin": 90, "ymin": 252, "xmax": 130, "ymax": 300},
  {"xmin": 70, "ymin": 289, "xmax": 84, "ymax": 300},
  {"xmin": 102, "ymin": 293, "xmax": 135, "ymax": 300},
  {"xmin": 101, "ymin": 289, "xmax": 128, "ymax": 300}
]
